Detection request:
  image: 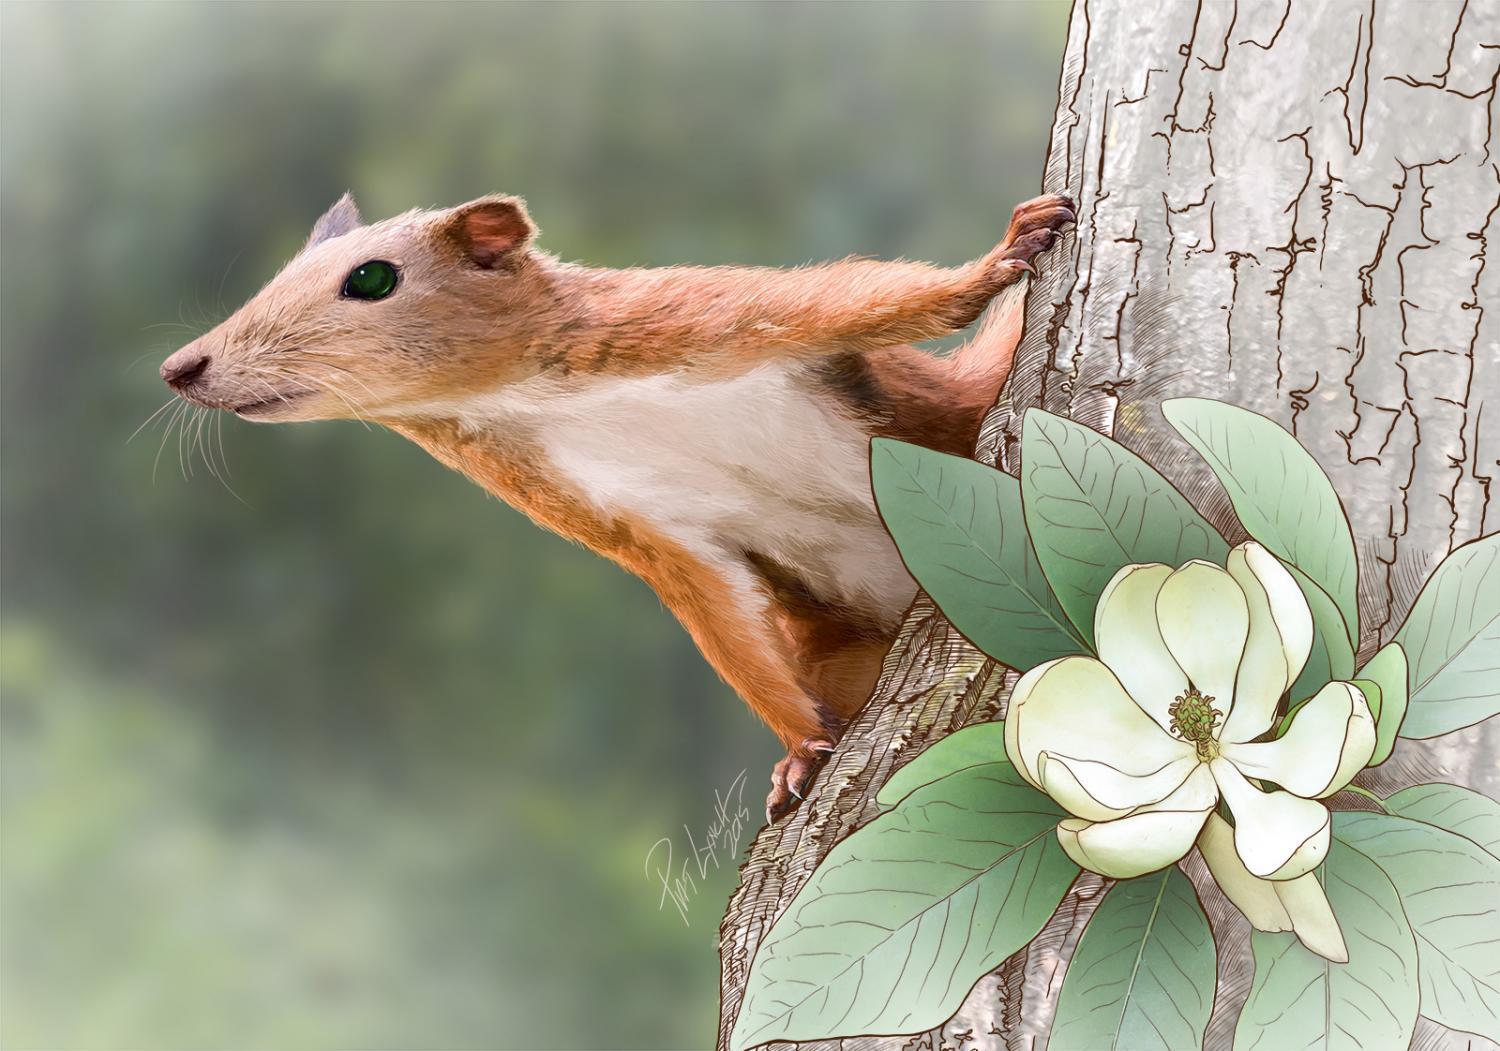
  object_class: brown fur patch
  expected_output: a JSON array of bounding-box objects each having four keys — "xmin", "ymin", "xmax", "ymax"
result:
[{"xmin": 742, "ymin": 549, "xmax": 890, "ymax": 732}]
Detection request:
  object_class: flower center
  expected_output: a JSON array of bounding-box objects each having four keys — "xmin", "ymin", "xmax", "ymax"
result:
[{"xmin": 1169, "ymin": 687, "xmax": 1222, "ymax": 760}]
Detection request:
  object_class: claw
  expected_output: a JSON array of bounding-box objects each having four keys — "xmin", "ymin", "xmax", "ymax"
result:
[
  {"xmin": 765, "ymin": 729, "xmax": 847, "ymax": 822},
  {"xmin": 994, "ymin": 193, "xmax": 1073, "ymax": 278}
]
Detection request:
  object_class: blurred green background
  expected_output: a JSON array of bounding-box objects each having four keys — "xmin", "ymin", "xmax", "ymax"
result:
[{"xmin": 0, "ymin": 3, "xmax": 1066, "ymax": 1047}]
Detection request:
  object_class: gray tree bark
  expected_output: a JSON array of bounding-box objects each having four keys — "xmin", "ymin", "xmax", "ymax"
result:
[{"xmin": 717, "ymin": 2, "xmax": 1499, "ymax": 1048}]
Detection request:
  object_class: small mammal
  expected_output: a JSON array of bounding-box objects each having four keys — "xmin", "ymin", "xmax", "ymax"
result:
[{"xmin": 161, "ymin": 191, "xmax": 1074, "ymax": 819}]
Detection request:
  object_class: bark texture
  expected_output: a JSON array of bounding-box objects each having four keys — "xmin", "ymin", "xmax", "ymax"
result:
[
  {"xmin": 717, "ymin": 604, "xmax": 1014, "ymax": 1051},
  {"xmin": 718, "ymin": 1, "xmax": 1499, "ymax": 1047}
]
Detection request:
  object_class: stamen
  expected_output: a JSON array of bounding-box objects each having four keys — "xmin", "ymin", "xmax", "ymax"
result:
[{"xmin": 1168, "ymin": 687, "xmax": 1223, "ymax": 761}]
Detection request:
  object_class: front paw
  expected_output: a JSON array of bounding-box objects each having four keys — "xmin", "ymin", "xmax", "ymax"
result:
[
  {"xmin": 997, "ymin": 192, "xmax": 1076, "ymax": 270},
  {"xmin": 765, "ymin": 736, "xmax": 838, "ymax": 823}
]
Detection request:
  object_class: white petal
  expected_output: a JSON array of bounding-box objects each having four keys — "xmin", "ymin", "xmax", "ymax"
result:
[
  {"xmin": 1154, "ymin": 761, "xmax": 1221, "ymax": 810},
  {"xmin": 1323, "ymin": 688, "xmax": 1378, "ymax": 797},
  {"xmin": 1054, "ymin": 765, "xmax": 1217, "ymax": 879},
  {"xmin": 1156, "ymin": 560, "xmax": 1249, "ymax": 714},
  {"xmin": 1244, "ymin": 542, "xmax": 1314, "ymax": 681},
  {"xmin": 1221, "ymin": 542, "xmax": 1314, "ymax": 743},
  {"xmin": 1211, "ymin": 758, "xmax": 1330, "ymax": 879},
  {"xmin": 1094, "ymin": 563, "xmax": 1189, "ymax": 730},
  {"xmin": 1222, "ymin": 682, "xmax": 1376, "ymax": 798},
  {"xmin": 1039, "ymin": 753, "xmax": 1133, "ymax": 821},
  {"xmin": 1039, "ymin": 751, "xmax": 1201, "ymax": 822},
  {"xmin": 1004, "ymin": 656, "xmax": 1191, "ymax": 792},
  {"xmin": 1197, "ymin": 813, "xmax": 1291, "ymax": 932},
  {"xmin": 1275, "ymin": 873, "xmax": 1349, "ymax": 963},
  {"xmin": 1057, "ymin": 811, "xmax": 1208, "ymax": 879}
]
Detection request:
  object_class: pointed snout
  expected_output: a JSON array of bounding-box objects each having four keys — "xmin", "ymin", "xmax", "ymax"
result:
[{"xmin": 160, "ymin": 345, "xmax": 210, "ymax": 390}]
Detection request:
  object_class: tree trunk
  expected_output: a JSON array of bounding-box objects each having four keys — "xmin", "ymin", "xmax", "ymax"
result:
[{"xmin": 717, "ymin": 1, "xmax": 1499, "ymax": 1048}]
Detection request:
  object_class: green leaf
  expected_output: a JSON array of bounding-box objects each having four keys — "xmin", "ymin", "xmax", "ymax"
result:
[
  {"xmin": 1350, "ymin": 678, "xmax": 1382, "ymax": 722},
  {"xmin": 1384, "ymin": 783, "xmax": 1500, "ymax": 857},
  {"xmin": 1357, "ymin": 642, "xmax": 1407, "ymax": 765},
  {"xmin": 876, "ymin": 722, "xmax": 1009, "ymax": 808},
  {"xmin": 1394, "ymin": 533, "xmax": 1500, "ymax": 738},
  {"xmin": 871, "ymin": 438, "xmax": 1087, "ymax": 670},
  {"xmin": 1234, "ymin": 837, "xmax": 1418, "ymax": 1051},
  {"xmin": 1285, "ymin": 562, "xmax": 1356, "ymax": 703},
  {"xmin": 1274, "ymin": 696, "xmax": 1310, "ymax": 738},
  {"xmin": 1163, "ymin": 398, "xmax": 1359, "ymax": 646},
  {"xmin": 1336, "ymin": 812, "xmax": 1500, "ymax": 1040},
  {"xmin": 1051, "ymin": 867, "xmax": 1216, "ymax": 1051},
  {"xmin": 1020, "ymin": 410, "xmax": 1227, "ymax": 648},
  {"xmin": 730, "ymin": 763, "xmax": 1078, "ymax": 1049}
]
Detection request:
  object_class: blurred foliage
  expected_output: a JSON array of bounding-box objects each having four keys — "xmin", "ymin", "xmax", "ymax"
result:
[{"xmin": 0, "ymin": 2, "xmax": 1066, "ymax": 1047}]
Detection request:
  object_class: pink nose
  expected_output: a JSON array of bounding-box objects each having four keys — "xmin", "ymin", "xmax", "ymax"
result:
[{"xmin": 161, "ymin": 348, "xmax": 210, "ymax": 389}]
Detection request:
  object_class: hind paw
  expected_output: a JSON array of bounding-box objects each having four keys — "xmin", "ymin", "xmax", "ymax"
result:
[{"xmin": 765, "ymin": 736, "xmax": 839, "ymax": 823}]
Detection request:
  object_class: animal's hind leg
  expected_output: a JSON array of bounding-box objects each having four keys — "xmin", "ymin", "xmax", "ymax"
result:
[{"xmin": 762, "ymin": 621, "xmax": 892, "ymax": 822}]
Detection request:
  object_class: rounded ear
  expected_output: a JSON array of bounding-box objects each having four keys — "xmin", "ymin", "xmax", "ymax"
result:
[
  {"xmin": 440, "ymin": 195, "xmax": 537, "ymax": 270},
  {"xmin": 305, "ymin": 192, "xmax": 363, "ymax": 250}
]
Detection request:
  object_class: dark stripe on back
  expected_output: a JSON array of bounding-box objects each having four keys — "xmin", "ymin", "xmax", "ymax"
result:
[
  {"xmin": 807, "ymin": 352, "xmax": 891, "ymax": 422},
  {"xmin": 741, "ymin": 549, "xmax": 885, "ymax": 641}
]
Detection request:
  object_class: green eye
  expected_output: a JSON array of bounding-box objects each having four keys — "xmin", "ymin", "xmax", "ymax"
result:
[{"xmin": 341, "ymin": 260, "xmax": 399, "ymax": 300}]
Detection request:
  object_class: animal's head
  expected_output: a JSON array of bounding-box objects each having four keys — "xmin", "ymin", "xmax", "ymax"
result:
[{"xmin": 160, "ymin": 193, "xmax": 556, "ymax": 422}]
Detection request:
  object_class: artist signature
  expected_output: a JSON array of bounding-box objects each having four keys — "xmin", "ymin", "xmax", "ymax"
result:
[{"xmin": 644, "ymin": 768, "xmax": 752, "ymax": 926}]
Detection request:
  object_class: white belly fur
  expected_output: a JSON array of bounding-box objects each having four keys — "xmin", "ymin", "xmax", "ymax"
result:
[{"xmin": 420, "ymin": 364, "xmax": 917, "ymax": 627}]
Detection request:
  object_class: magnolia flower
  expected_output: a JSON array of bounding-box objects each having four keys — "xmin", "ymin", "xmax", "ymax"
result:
[{"xmin": 1004, "ymin": 541, "xmax": 1374, "ymax": 961}]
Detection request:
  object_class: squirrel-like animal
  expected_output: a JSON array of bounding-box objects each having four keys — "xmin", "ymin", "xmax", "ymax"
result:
[{"xmin": 161, "ymin": 191, "xmax": 1074, "ymax": 820}]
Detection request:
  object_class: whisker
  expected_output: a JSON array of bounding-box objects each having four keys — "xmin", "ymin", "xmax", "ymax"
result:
[
  {"xmin": 295, "ymin": 371, "xmax": 375, "ymax": 428},
  {"xmin": 193, "ymin": 406, "xmax": 251, "ymax": 506},
  {"xmin": 192, "ymin": 406, "xmax": 210, "ymax": 468},
  {"xmin": 153, "ymin": 400, "xmax": 188, "ymax": 484},
  {"xmin": 176, "ymin": 404, "xmax": 195, "ymax": 480},
  {"xmin": 213, "ymin": 250, "xmax": 243, "ymax": 317},
  {"xmin": 316, "ymin": 360, "xmax": 382, "ymax": 402},
  {"xmin": 214, "ymin": 411, "xmax": 232, "ymax": 480},
  {"xmin": 297, "ymin": 373, "xmax": 373, "ymax": 428},
  {"xmin": 191, "ymin": 282, "xmax": 210, "ymax": 336},
  {"xmin": 246, "ymin": 359, "xmax": 376, "ymax": 428},
  {"xmin": 124, "ymin": 349, "xmax": 171, "ymax": 374},
  {"xmin": 243, "ymin": 368, "xmax": 301, "ymax": 407},
  {"xmin": 175, "ymin": 404, "xmax": 199, "ymax": 482},
  {"xmin": 127, "ymin": 396, "xmax": 182, "ymax": 444}
]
